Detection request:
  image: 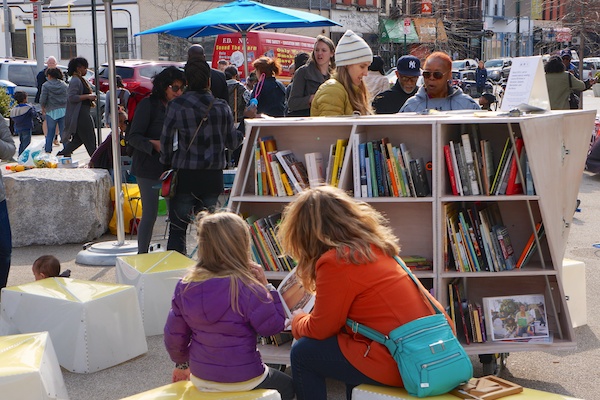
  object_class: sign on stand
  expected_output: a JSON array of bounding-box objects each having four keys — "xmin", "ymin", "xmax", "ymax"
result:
[
  {"xmin": 500, "ymin": 56, "xmax": 550, "ymax": 112},
  {"xmin": 403, "ymin": 18, "xmax": 411, "ymax": 35}
]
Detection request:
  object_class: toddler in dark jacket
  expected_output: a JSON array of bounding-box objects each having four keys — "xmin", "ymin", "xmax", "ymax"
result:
[{"xmin": 9, "ymin": 91, "xmax": 34, "ymax": 155}]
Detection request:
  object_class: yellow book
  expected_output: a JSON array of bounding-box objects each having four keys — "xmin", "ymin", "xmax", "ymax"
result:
[
  {"xmin": 259, "ymin": 140, "xmax": 276, "ymax": 196},
  {"xmin": 280, "ymin": 173, "xmax": 294, "ymax": 196},
  {"xmin": 331, "ymin": 138, "xmax": 348, "ymax": 187}
]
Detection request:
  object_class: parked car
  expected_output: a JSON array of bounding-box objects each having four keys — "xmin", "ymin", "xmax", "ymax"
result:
[
  {"xmin": 451, "ymin": 70, "xmax": 492, "ymax": 98},
  {"xmin": 572, "ymin": 59, "xmax": 598, "ymax": 80},
  {"xmin": 94, "ymin": 60, "xmax": 184, "ymax": 95},
  {"xmin": 0, "ymin": 58, "xmax": 105, "ymax": 126},
  {"xmin": 451, "ymin": 59, "xmax": 478, "ymax": 71},
  {"xmin": 484, "ymin": 58, "xmax": 512, "ymax": 81}
]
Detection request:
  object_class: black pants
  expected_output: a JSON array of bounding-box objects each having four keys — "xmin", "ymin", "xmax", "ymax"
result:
[{"xmin": 62, "ymin": 106, "xmax": 96, "ymax": 156}]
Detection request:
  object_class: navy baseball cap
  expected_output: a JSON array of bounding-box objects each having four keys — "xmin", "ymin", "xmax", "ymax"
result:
[
  {"xmin": 396, "ymin": 55, "xmax": 421, "ymax": 76},
  {"xmin": 560, "ymin": 49, "xmax": 572, "ymax": 59}
]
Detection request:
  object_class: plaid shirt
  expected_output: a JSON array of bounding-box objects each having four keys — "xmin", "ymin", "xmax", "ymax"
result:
[{"xmin": 160, "ymin": 90, "xmax": 242, "ymax": 170}]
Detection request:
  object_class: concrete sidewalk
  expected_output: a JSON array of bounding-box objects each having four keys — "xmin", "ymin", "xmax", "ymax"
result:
[{"xmin": 3, "ymin": 94, "xmax": 600, "ymax": 399}]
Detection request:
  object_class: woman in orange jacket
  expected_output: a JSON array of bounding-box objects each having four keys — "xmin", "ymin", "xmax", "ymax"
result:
[{"xmin": 278, "ymin": 186, "xmax": 452, "ymax": 400}]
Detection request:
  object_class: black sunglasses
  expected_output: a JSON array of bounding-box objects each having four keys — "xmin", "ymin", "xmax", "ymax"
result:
[
  {"xmin": 422, "ymin": 71, "xmax": 447, "ymax": 80},
  {"xmin": 169, "ymin": 84, "xmax": 186, "ymax": 92}
]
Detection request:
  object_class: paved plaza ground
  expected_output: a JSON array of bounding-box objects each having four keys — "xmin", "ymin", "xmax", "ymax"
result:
[{"xmin": 3, "ymin": 92, "xmax": 600, "ymax": 399}]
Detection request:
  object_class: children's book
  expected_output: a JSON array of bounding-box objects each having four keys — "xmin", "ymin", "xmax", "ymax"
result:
[{"xmin": 276, "ymin": 267, "xmax": 315, "ymax": 320}]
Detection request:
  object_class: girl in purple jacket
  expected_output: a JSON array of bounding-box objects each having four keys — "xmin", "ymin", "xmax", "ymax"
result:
[{"xmin": 164, "ymin": 211, "xmax": 294, "ymax": 399}]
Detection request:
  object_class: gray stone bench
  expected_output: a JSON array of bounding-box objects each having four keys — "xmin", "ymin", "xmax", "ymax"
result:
[{"xmin": 3, "ymin": 168, "xmax": 112, "ymax": 247}]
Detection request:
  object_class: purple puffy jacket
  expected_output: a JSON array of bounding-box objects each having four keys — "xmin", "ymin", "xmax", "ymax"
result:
[{"xmin": 164, "ymin": 276, "xmax": 286, "ymax": 382}]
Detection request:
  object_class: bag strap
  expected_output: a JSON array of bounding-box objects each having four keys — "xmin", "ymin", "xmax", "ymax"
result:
[
  {"xmin": 346, "ymin": 255, "xmax": 443, "ymax": 344},
  {"xmin": 185, "ymin": 98, "xmax": 214, "ymax": 153},
  {"xmin": 568, "ymin": 73, "xmax": 573, "ymax": 89},
  {"xmin": 234, "ymin": 86, "xmax": 238, "ymax": 122}
]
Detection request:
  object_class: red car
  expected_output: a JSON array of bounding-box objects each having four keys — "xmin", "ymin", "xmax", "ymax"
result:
[{"xmin": 94, "ymin": 59, "xmax": 184, "ymax": 94}]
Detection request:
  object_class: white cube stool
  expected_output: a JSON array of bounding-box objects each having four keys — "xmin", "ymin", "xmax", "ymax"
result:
[
  {"xmin": 562, "ymin": 258, "xmax": 587, "ymax": 328},
  {"xmin": 0, "ymin": 332, "xmax": 69, "ymax": 400},
  {"xmin": 0, "ymin": 278, "xmax": 148, "ymax": 373},
  {"xmin": 121, "ymin": 381, "xmax": 281, "ymax": 399},
  {"xmin": 116, "ymin": 251, "xmax": 196, "ymax": 336}
]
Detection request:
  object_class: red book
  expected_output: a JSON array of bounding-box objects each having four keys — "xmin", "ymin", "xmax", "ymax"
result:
[
  {"xmin": 444, "ymin": 144, "xmax": 459, "ymax": 195},
  {"xmin": 506, "ymin": 138, "xmax": 525, "ymax": 195}
]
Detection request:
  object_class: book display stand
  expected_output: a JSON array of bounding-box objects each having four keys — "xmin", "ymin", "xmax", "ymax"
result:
[{"xmin": 228, "ymin": 110, "xmax": 595, "ymax": 364}]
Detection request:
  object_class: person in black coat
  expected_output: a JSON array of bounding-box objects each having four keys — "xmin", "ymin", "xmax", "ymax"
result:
[
  {"xmin": 373, "ymin": 55, "xmax": 421, "ymax": 114},
  {"xmin": 187, "ymin": 44, "xmax": 228, "ymax": 101},
  {"xmin": 127, "ymin": 66, "xmax": 186, "ymax": 253}
]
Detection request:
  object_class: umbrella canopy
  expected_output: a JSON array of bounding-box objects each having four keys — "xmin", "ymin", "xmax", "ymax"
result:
[{"xmin": 136, "ymin": 0, "xmax": 341, "ymax": 76}]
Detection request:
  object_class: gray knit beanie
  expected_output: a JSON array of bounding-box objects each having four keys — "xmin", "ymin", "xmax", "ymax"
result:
[{"xmin": 335, "ymin": 30, "xmax": 373, "ymax": 67}]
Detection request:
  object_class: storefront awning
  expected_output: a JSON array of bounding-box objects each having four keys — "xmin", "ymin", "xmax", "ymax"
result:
[
  {"xmin": 413, "ymin": 18, "xmax": 448, "ymax": 43},
  {"xmin": 379, "ymin": 18, "xmax": 419, "ymax": 44}
]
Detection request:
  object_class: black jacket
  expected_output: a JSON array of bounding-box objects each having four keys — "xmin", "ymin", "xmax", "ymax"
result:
[
  {"xmin": 210, "ymin": 69, "xmax": 229, "ymax": 102},
  {"xmin": 127, "ymin": 96, "xmax": 166, "ymax": 180},
  {"xmin": 372, "ymin": 81, "xmax": 418, "ymax": 114}
]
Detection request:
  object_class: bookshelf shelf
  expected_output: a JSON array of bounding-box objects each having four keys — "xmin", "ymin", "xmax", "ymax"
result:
[{"xmin": 229, "ymin": 110, "xmax": 595, "ymax": 364}]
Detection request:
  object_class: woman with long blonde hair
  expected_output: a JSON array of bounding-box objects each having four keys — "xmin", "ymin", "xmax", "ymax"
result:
[
  {"xmin": 278, "ymin": 186, "xmax": 452, "ymax": 399},
  {"xmin": 310, "ymin": 30, "xmax": 373, "ymax": 116},
  {"xmin": 164, "ymin": 211, "xmax": 294, "ymax": 399}
]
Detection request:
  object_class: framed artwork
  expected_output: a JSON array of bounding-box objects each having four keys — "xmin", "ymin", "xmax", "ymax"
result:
[{"xmin": 482, "ymin": 294, "xmax": 549, "ymax": 342}]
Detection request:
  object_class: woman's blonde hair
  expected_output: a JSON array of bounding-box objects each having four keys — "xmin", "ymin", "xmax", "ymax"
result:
[
  {"xmin": 277, "ymin": 186, "xmax": 400, "ymax": 292},
  {"xmin": 334, "ymin": 66, "xmax": 372, "ymax": 115},
  {"xmin": 184, "ymin": 211, "xmax": 265, "ymax": 314}
]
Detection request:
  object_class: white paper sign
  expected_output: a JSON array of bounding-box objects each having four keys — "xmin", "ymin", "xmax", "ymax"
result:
[{"xmin": 500, "ymin": 56, "xmax": 550, "ymax": 111}]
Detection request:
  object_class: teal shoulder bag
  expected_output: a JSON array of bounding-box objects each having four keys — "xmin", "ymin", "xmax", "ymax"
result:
[{"xmin": 346, "ymin": 256, "xmax": 472, "ymax": 397}]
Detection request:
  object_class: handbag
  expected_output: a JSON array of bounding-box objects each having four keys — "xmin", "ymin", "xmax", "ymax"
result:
[
  {"xmin": 568, "ymin": 74, "xmax": 580, "ymax": 109},
  {"xmin": 160, "ymin": 169, "xmax": 178, "ymax": 199},
  {"xmin": 346, "ymin": 256, "xmax": 472, "ymax": 398}
]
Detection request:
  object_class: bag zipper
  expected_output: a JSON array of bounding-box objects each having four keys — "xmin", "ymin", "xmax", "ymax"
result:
[
  {"xmin": 394, "ymin": 322, "xmax": 448, "ymax": 344},
  {"xmin": 421, "ymin": 352, "xmax": 461, "ymax": 369}
]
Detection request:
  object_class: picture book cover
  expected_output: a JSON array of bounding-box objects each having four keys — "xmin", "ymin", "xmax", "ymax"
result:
[
  {"xmin": 277, "ymin": 267, "xmax": 315, "ymax": 320},
  {"xmin": 482, "ymin": 294, "xmax": 549, "ymax": 342}
]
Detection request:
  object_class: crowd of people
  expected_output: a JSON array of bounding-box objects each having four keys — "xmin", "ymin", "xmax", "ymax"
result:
[{"xmin": 1, "ymin": 28, "xmax": 594, "ymax": 400}]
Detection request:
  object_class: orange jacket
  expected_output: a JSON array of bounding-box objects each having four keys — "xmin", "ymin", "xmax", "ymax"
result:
[{"xmin": 292, "ymin": 248, "xmax": 452, "ymax": 387}]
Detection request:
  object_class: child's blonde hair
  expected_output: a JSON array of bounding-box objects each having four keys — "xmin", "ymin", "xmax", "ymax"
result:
[
  {"xmin": 184, "ymin": 211, "xmax": 265, "ymax": 314},
  {"xmin": 278, "ymin": 186, "xmax": 399, "ymax": 292},
  {"xmin": 334, "ymin": 66, "xmax": 372, "ymax": 115}
]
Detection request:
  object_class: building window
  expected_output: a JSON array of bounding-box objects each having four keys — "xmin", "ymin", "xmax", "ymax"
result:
[
  {"xmin": 60, "ymin": 29, "xmax": 77, "ymax": 60},
  {"xmin": 114, "ymin": 28, "xmax": 129, "ymax": 59}
]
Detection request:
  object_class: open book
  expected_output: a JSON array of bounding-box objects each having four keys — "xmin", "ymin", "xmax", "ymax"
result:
[{"xmin": 276, "ymin": 267, "xmax": 315, "ymax": 319}]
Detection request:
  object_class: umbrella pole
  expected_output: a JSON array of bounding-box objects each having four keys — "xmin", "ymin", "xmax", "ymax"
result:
[{"xmin": 242, "ymin": 31, "xmax": 249, "ymax": 80}]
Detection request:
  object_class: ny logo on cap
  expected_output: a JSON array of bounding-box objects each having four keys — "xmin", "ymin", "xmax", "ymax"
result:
[{"xmin": 408, "ymin": 60, "xmax": 417, "ymax": 69}]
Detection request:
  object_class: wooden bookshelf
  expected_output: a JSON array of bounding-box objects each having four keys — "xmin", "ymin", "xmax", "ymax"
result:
[{"xmin": 229, "ymin": 110, "xmax": 595, "ymax": 362}]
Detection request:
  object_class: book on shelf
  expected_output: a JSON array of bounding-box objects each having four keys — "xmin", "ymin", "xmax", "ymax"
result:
[
  {"xmin": 506, "ymin": 138, "xmax": 526, "ymax": 195},
  {"xmin": 304, "ymin": 152, "xmax": 325, "ymax": 188},
  {"xmin": 363, "ymin": 143, "xmax": 373, "ymax": 197},
  {"xmin": 366, "ymin": 141, "xmax": 378, "ymax": 197},
  {"xmin": 493, "ymin": 224, "xmax": 517, "ymax": 270},
  {"xmin": 516, "ymin": 222, "xmax": 545, "ymax": 268},
  {"xmin": 454, "ymin": 142, "xmax": 471, "ymax": 196},
  {"xmin": 341, "ymin": 131, "xmax": 363, "ymax": 193},
  {"xmin": 451, "ymin": 280, "xmax": 471, "ymax": 345},
  {"xmin": 490, "ymin": 137, "xmax": 511, "ymax": 195},
  {"xmin": 409, "ymin": 157, "xmax": 431, "ymax": 197},
  {"xmin": 247, "ymin": 214, "xmax": 295, "ymax": 272},
  {"xmin": 330, "ymin": 138, "xmax": 348, "ymax": 187},
  {"xmin": 258, "ymin": 137, "xmax": 278, "ymax": 196},
  {"xmin": 324, "ymin": 144, "xmax": 335, "ymax": 185},
  {"xmin": 277, "ymin": 267, "xmax": 315, "ymax": 319},
  {"xmin": 358, "ymin": 142, "xmax": 368, "ymax": 197},
  {"xmin": 461, "ymin": 133, "xmax": 480, "ymax": 195},
  {"xmin": 269, "ymin": 160, "xmax": 289, "ymax": 196},
  {"xmin": 448, "ymin": 141, "xmax": 464, "ymax": 196},
  {"xmin": 482, "ymin": 294, "xmax": 549, "ymax": 342},
  {"xmin": 525, "ymin": 155, "xmax": 535, "ymax": 195},
  {"xmin": 399, "ymin": 143, "xmax": 417, "ymax": 197},
  {"xmin": 254, "ymin": 146, "xmax": 263, "ymax": 196},
  {"xmin": 444, "ymin": 144, "xmax": 459, "ymax": 196},
  {"xmin": 246, "ymin": 215, "xmax": 278, "ymax": 272},
  {"xmin": 275, "ymin": 150, "xmax": 309, "ymax": 193},
  {"xmin": 480, "ymin": 139, "xmax": 494, "ymax": 196},
  {"xmin": 401, "ymin": 255, "xmax": 433, "ymax": 271}
]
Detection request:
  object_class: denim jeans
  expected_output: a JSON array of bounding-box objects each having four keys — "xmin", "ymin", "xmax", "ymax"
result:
[
  {"xmin": 166, "ymin": 191, "xmax": 219, "ymax": 255},
  {"xmin": 45, "ymin": 115, "xmax": 64, "ymax": 153},
  {"xmin": 0, "ymin": 200, "xmax": 12, "ymax": 289},
  {"xmin": 17, "ymin": 129, "xmax": 32, "ymax": 155},
  {"xmin": 254, "ymin": 366, "xmax": 294, "ymax": 400},
  {"xmin": 291, "ymin": 336, "xmax": 382, "ymax": 400}
]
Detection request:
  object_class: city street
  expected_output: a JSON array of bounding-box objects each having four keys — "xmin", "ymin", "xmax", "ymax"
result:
[{"xmin": 3, "ymin": 91, "xmax": 600, "ymax": 399}]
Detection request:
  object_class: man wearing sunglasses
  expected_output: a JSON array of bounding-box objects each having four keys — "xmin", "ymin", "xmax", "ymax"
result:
[
  {"xmin": 372, "ymin": 55, "xmax": 421, "ymax": 114},
  {"xmin": 400, "ymin": 51, "xmax": 480, "ymax": 113}
]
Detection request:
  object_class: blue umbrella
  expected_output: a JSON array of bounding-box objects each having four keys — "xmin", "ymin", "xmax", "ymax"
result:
[{"xmin": 137, "ymin": 0, "xmax": 341, "ymax": 77}]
